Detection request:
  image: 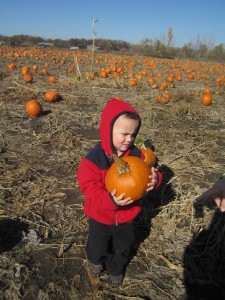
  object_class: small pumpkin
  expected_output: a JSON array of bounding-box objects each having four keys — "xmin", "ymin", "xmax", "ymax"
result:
[
  {"xmin": 8, "ymin": 63, "xmax": 17, "ymax": 71},
  {"xmin": 163, "ymin": 93, "xmax": 171, "ymax": 100},
  {"xmin": 23, "ymin": 74, "xmax": 33, "ymax": 83},
  {"xmin": 147, "ymin": 77, "xmax": 155, "ymax": 85},
  {"xmin": 100, "ymin": 70, "xmax": 108, "ymax": 78},
  {"xmin": 200, "ymin": 94, "xmax": 212, "ymax": 106},
  {"xmin": 136, "ymin": 144, "xmax": 156, "ymax": 168},
  {"xmin": 32, "ymin": 65, "xmax": 38, "ymax": 71},
  {"xmin": 129, "ymin": 79, "xmax": 137, "ymax": 86},
  {"xmin": 48, "ymin": 75, "xmax": 57, "ymax": 83},
  {"xmin": 105, "ymin": 155, "xmax": 151, "ymax": 201},
  {"xmin": 187, "ymin": 73, "xmax": 194, "ymax": 79},
  {"xmin": 45, "ymin": 90, "xmax": 59, "ymax": 102},
  {"xmin": 159, "ymin": 84, "xmax": 167, "ymax": 91},
  {"xmin": 166, "ymin": 76, "xmax": 174, "ymax": 83},
  {"xmin": 203, "ymin": 88, "xmax": 212, "ymax": 95},
  {"xmin": 26, "ymin": 99, "xmax": 42, "ymax": 117},
  {"xmin": 141, "ymin": 68, "xmax": 147, "ymax": 76},
  {"xmin": 21, "ymin": 66, "xmax": 30, "ymax": 75}
]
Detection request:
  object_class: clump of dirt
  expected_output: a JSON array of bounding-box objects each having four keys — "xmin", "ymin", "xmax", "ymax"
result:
[{"xmin": 1, "ymin": 47, "xmax": 225, "ymax": 299}]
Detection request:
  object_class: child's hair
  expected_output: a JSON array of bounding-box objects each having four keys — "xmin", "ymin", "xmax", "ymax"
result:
[{"xmin": 123, "ymin": 112, "xmax": 140, "ymax": 121}]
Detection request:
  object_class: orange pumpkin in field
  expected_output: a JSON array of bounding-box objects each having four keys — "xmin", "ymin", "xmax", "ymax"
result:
[
  {"xmin": 45, "ymin": 90, "xmax": 59, "ymax": 102},
  {"xmin": 32, "ymin": 65, "xmax": 38, "ymax": 72},
  {"xmin": 187, "ymin": 73, "xmax": 194, "ymax": 79},
  {"xmin": 203, "ymin": 88, "xmax": 212, "ymax": 95},
  {"xmin": 26, "ymin": 99, "xmax": 42, "ymax": 116},
  {"xmin": 23, "ymin": 74, "xmax": 33, "ymax": 83},
  {"xmin": 163, "ymin": 93, "xmax": 172, "ymax": 100},
  {"xmin": 129, "ymin": 79, "xmax": 137, "ymax": 86},
  {"xmin": 137, "ymin": 144, "xmax": 157, "ymax": 168},
  {"xmin": 201, "ymin": 94, "xmax": 212, "ymax": 106},
  {"xmin": 147, "ymin": 77, "xmax": 155, "ymax": 85},
  {"xmin": 105, "ymin": 155, "xmax": 151, "ymax": 201},
  {"xmin": 8, "ymin": 63, "xmax": 17, "ymax": 71},
  {"xmin": 21, "ymin": 66, "xmax": 30, "ymax": 75},
  {"xmin": 48, "ymin": 75, "xmax": 57, "ymax": 83}
]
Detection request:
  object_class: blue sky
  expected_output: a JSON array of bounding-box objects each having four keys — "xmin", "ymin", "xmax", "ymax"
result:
[{"xmin": 1, "ymin": 0, "xmax": 225, "ymax": 47}]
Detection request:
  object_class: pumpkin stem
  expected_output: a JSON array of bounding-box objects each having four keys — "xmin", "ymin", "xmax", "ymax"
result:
[
  {"xmin": 112, "ymin": 154, "xmax": 130, "ymax": 174},
  {"xmin": 140, "ymin": 143, "xmax": 147, "ymax": 150}
]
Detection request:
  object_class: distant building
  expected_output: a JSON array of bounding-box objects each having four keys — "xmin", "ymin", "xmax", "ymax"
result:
[
  {"xmin": 86, "ymin": 45, "xmax": 100, "ymax": 51},
  {"xmin": 0, "ymin": 41, "xmax": 6, "ymax": 45},
  {"xmin": 70, "ymin": 46, "xmax": 80, "ymax": 50},
  {"xmin": 37, "ymin": 42, "xmax": 54, "ymax": 48}
]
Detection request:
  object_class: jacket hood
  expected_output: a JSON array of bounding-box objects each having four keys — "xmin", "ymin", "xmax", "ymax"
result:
[{"xmin": 99, "ymin": 98, "xmax": 141, "ymax": 155}]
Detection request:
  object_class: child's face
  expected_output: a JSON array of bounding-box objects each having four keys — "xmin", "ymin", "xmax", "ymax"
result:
[{"xmin": 112, "ymin": 114, "xmax": 139, "ymax": 156}]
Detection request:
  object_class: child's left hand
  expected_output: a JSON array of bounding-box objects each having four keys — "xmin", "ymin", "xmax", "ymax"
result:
[{"xmin": 146, "ymin": 167, "xmax": 158, "ymax": 192}]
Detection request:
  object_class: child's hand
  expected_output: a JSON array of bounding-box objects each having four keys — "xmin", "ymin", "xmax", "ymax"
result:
[
  {"xmin": 146, "ymin": 167, "xmax": 158, "ymax": 192},
  {"xmin": 111, "ymin": 189, "xmax": 133, "ymax": 206}
]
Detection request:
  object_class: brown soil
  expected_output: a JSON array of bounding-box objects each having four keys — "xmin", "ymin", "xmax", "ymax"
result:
[{"xmin": 1, "ymin": 48, "xmax": 225, "ymax": 300}]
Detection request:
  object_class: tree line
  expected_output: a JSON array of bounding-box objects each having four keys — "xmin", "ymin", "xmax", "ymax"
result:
[{"xmin": 0, "ymin": 34, "xmax": 225, "ymax": 61}]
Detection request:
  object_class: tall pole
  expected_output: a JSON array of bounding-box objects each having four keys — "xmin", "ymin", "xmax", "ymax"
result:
[{"xmin": 91, "ymin": 16, "xmax": 98, "ymax": 70}]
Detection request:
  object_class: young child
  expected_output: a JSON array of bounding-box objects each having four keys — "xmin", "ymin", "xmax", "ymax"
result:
[{"xmin": 77, "ymin": 98, "xmax": 163, "ymax": 287}]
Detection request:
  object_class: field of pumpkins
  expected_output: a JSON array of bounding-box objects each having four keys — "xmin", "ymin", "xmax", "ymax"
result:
[{"xmin": 1, "ymin": 45, "xmax": 225, "ymax": 299}]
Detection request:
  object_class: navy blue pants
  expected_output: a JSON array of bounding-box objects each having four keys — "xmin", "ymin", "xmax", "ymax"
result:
[{"xmin": 86, "ymin": 218, "xmax": 136, "ymax": 276}]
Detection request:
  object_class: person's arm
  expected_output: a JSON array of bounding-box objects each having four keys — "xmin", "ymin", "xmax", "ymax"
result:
[
  {"xmin": 77, "ymin": 158, "xmax": 118, "ymax": 210},
  {"xmin": 194, "ymin": 175, "xmax": 225, "ymax": 212}
]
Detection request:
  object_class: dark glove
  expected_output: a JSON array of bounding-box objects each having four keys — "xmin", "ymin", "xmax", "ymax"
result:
[{"xmin": 195, "ymin": 177, "xmax": 225, "ymax": 202}]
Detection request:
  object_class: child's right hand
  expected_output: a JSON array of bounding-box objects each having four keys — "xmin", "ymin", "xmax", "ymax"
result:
[{"xmin": 111, "ymin": 189, "xmax": 133, "ymax": 206}]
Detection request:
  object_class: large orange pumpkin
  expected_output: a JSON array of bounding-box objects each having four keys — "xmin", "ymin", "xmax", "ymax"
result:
[
  {"xmin": 105, "ymin": 155, "xmax": 151, "ymax": 201},
  {"xmin": 137, "ymin": 144, "xmax": 156, "ymax": 168},
  {"xmin": 25, "ymin": 99, "xmax": 42, "ymax": 116}
]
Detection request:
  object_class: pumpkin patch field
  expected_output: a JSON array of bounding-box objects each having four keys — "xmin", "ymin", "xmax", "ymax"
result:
[{"xmin": 1, "ymin": 46, "xmax": 225, "ymax": 299}]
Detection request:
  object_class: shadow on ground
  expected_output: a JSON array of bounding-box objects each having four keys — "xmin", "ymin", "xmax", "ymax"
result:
[
  {"xmin": 131, "ymin": 163, "xmax": 176, "ymax": 259},
  {"xmin": 183, "ymin": 207, "xmax": 225, "ymax": 300},
  {"xmin": 0, "ymin": 219, "xmax": 29, "ymax": 254}
]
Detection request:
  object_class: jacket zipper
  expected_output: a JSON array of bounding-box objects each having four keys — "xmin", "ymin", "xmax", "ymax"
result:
[{"xmin": 114, "ymin": 212, "xmax": 118, "ymax": 225}]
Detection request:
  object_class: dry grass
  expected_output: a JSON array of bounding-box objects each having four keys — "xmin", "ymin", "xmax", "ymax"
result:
[{"xmin": 0, "ymin": 48, "xmax": 225, "ymax": 299}]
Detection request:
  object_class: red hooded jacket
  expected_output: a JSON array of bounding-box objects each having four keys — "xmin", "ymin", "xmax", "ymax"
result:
[{"xmin": 77, "ymin": 98, "xmax": 162, "ymax": 225}]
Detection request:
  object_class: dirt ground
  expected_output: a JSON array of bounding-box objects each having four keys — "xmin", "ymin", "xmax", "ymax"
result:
[{"xmin": 1, "ymin": 47, "xmax": 225, "ymax": 300}]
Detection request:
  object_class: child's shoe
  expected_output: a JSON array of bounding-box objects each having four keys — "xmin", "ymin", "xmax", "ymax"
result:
[
  {"xmin": 89, "ymin": 262, "xmax": 104, "ymax": 275},
  {"xmin": 109, "ymin": 274, "xmax": 123, "ymax": 287}
]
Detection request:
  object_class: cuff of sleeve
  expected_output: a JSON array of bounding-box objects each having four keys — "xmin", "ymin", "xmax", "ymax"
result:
[{"xmin": 154, "ymin": 171, "xmax": 163, "ymax": 190}]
